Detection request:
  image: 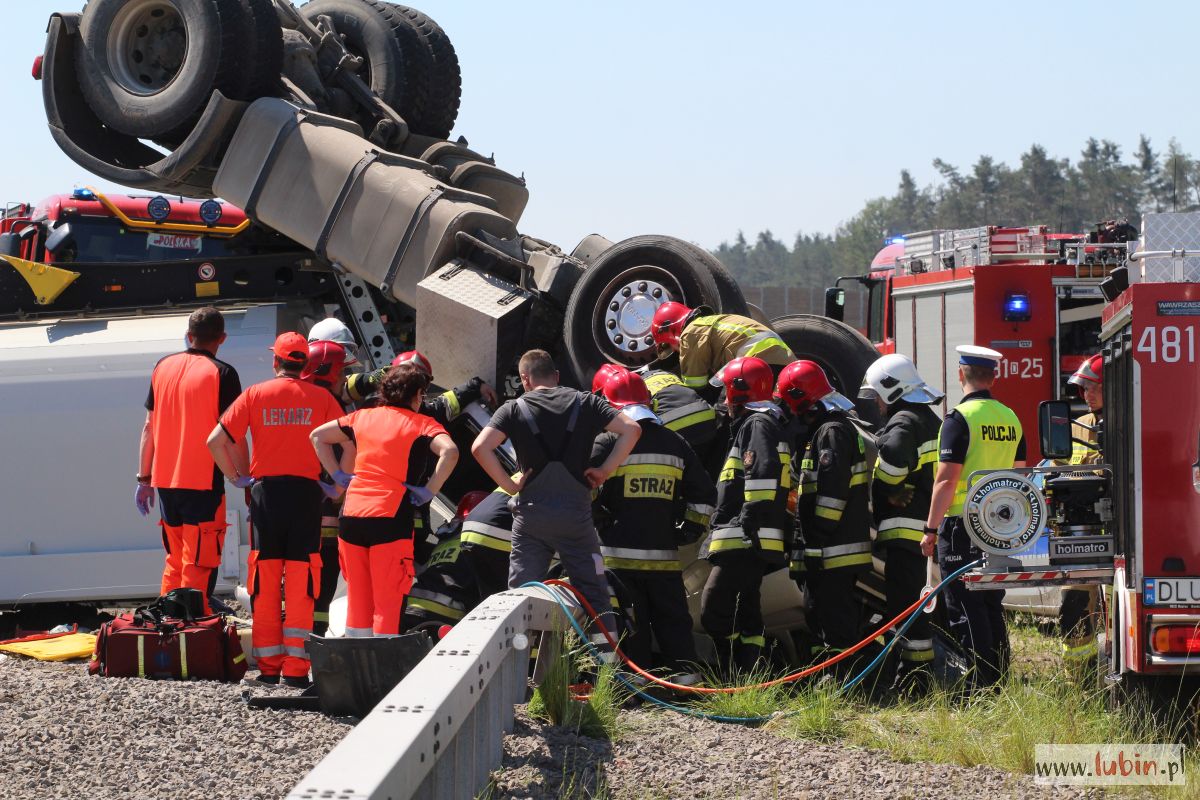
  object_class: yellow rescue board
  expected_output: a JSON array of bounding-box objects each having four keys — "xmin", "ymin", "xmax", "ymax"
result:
[{"xmin": 0, "ymin": 632, "xmax": 97, "ymax": 661}]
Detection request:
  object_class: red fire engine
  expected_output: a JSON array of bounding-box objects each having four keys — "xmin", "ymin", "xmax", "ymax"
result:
[{"xmin": 835, "ymin": 215, "xmax": 1200, "ymax": 691}]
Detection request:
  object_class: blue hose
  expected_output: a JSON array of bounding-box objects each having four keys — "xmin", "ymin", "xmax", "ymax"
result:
[{"xmin": 521, "ymin": 558, "xmax": 980, "ymax": 725}]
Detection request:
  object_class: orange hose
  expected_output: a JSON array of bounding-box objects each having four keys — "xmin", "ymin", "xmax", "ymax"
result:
[{"xmin": 544, "ymin": 578, "xmax": 928, "ymax": 694}]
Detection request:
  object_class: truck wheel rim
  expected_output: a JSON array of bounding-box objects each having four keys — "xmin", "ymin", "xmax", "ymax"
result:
[
  {"xmin": 107, "ymin": 0, "xmax": 187, "ymax": 96},
  {"xmin": 596, "ymin": 268, "xmax": 676, "ymax": 362}
]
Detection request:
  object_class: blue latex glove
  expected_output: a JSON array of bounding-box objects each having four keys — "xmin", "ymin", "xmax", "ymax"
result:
[
  {"xmin": 230, "ymin": 474, "xmax": 255, "ymax": 489},
  {"xmin": 333, "ymin": 470, "xmax": 354, "ymax": 489},
  {"xmin": 404, "ymin": 484, "xmax": 434, "ymax": 506},
  {"xmin": 134, "ymin": 484, "xmax": 155, "ymax": 516},
  {"xmin": 319, "ymin": 480, "xmax": 341, "ymax": 500}
]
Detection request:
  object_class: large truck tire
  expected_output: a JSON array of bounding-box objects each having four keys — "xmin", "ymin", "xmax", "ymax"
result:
[
  {"xmin": 382, "ymin": 3, "xmax": 462, "ymax": 139},
  {"xmin": 563, "ymin": 235, "xmax": 722, "ymax": 382},
  {"xmin": 679, "ymin": 241, "xmax": 749, "ymax": 317},
  {"xmin": 75, "ymin": 0, "xmax": 246, "ymax": 138},
  {"xmin": 770, "ymin": 314, "xmax": 879, "ymax": 396},
  {"xmin": 303, "ymin": 0, "xmax": 461, "ymax": 139}
]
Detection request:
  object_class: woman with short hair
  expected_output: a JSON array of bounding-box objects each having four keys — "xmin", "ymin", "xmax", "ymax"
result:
[{"xmin": 311, "ymin": 364, "xmax": 459, "ymax": 636}]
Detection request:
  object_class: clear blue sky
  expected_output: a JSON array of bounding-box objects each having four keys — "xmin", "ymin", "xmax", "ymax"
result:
[{"xmin": 4, "ymin": 1, "xmax": 1197, "ymax": 250}]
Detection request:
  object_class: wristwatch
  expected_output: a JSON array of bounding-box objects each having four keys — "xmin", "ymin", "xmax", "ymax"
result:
[
  {"xmin": 136, "ymin": 474, "xmax": 151, "ymax": 485},
  {"xmin": 923, "ymin": 525, "xmax": 939, "ymax": 535}
]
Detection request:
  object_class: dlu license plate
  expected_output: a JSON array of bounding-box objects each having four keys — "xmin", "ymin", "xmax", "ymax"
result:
[{"xmin": 1144, "ymin": 578, "xmax": 1200, "ymax": 605}]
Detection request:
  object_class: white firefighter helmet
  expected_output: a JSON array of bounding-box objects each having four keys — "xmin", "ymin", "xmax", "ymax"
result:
[
  {"xmin": 864, "ymin": 353, "xmax": 944, "ymax": 405},
  {"xmin": 306, "ymin": 317, "xmax": 359, "ymax": 364}
]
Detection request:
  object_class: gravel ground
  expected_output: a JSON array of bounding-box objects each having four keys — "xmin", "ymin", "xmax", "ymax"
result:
[
  {"xmin": 0, "ymin": 657, "xmax": 350, "ymax": 800},
  {"xmin": 489, "ymin": 707, "xmax": 1100, "ymax": 800}
]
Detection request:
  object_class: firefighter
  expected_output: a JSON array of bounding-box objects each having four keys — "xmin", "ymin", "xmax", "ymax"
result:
[
  {"xmin": 471, "ymin": 349, "xmax": 642, "ymax": 664},
  {"xmin": 592, "ymin": 369, "xmax": 716, "ymax": 684},
  {"xmin": 699, "ymin": 356, "xmax": 791, "ymax": 675},
  {"xmin": 922, "ymin": 345, "xmax": 1026, "ymax": 691},
  {"xmin": 207, "ymin": 332, "xmax": 344, "ymax": 686},
  {"xmin": 390, "ymin": 350, "xmax": 499, "ymax": 566},
  {"xmin": 307, "ymin": 317, "xmax": 365, "ymax": 404},
  {"xmin": 135, "ymin": 307, "xmax": 242, "ymax": 614},
  {"xmin": 649, "ymin": 302, "xmax": 795, "ymax": 393},
  {"xmin": 1060, "ymin": 353, "xmax": 1104, "ymax": 671},
  {"xmin": 311, "ymin": 364, "xmax": 459, "ymax": 636},
  {"xmin": 779, "ymin": 361, "xmax": 871, "ymax": 669},
  {"xmin": 864, "ymin": 354, "xmax": 944, "ymax": 694},
  {"xmin": 401, "ymin": 491, "xmax": 491, "ymax": 633},
  {"xmin": 459, "ymin": 480, "xmax": 520, "ymax": 598},
  {"xmin": 300, "ymin": 340, "xmax": 352, "ymax": 636}
]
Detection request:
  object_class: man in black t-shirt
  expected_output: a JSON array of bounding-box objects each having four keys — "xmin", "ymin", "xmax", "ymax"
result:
[{"xmin": 472, "ymin": 350, "xmax": 641, "ymax": 654}]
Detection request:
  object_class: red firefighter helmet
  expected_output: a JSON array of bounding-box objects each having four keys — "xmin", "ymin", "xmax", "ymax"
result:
[
  {"xmin": 454, "ymin": 490, "xmax": 491, "ymax": 521},
  {"xmin": 600, "ymin": 369, "xmax": 651, "ymax": 408},
  {"xmin": 650, "ymin": 301, "xmax": 693, "ymax": 349},
  {"xmin": 392, "ymin": 350, "xmax": 433, "ymax": 379},
  {"xmin": 301, "ymin": 340, "xmax": 348, "ymax": 388},
  {"xmin": 1068, "ymin": 354, "xmax": 1103, "ymax": 388},
  {"xmin": 591, "ymin": 363, "xmax": 630, "ymax": 394},
  {"xmin": 775, "ymin": 360, "xmax": 854, "ymax": 414},
  {"xmin": 716, "ymin": 357, "xmax": 774, "ymax": 405}
]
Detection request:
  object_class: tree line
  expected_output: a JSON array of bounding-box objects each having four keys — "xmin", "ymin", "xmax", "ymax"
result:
[{"xmin": 712, "ymin": 136, "xmax": 1199, "ymax": 289}]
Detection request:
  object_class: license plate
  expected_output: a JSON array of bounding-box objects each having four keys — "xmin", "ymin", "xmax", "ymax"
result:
[
  {"xmin": 146, "ymin": 232, "xmax": 201, "ymax": 251},
  {"xmin": 1144, "ymin": 578, "xmax": 1200, "ymax": 605}
]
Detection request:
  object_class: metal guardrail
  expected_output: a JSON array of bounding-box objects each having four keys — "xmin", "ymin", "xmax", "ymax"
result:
[{"xmin": 286, "ymin": 587, "xmax": 576, "ymax": 800}]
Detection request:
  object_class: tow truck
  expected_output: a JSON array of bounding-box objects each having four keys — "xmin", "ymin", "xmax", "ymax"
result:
[{"xmin": 832, "ymin": 217, "xmax": 1200, "ymax": 693}]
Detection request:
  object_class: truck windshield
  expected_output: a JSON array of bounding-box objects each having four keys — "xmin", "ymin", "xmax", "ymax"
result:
[{"xmin": 57, "ymin": 217, "xmax": 233, "ymax": 263}]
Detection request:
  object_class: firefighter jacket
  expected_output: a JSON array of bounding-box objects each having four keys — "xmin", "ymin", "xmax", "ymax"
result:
[
  {"xmin": 872, "ymin": 402, "xmax": 941, "ymax": 555},
  {"xmin": 406, "ymin": 378, "xmax": 489, "ymax": 563},
  {"xmin": 642, "ymin": 369, "xmax": 720, "ymax": 454},
  {"xmin": 346, "ymin": 371, "xmax": 486, "ymax": 421},
  {"xmin": 678, "ymin": 314, "xmax": 794, "ymax": 389},
  {"xmin": 405, "ymin": 523, "xmax": 481, "ymax": 624},
  {"xmin": 796, "ymin": 410, "xmax": 872, "ymax": 573},
  {"xmin": 459, "ymin": 482, "xmax": 516, "ymax": 555},
  {"xmin": 1070, "ymin": 411, "xmax": 1102, "ymax": 466},
  {"xmin": 591, "ymin": 419, "xmax": 716, "ymax": 572},
  {"xmin": 701, "ymin": 405, "xmax": 792, "ymax": 565}
]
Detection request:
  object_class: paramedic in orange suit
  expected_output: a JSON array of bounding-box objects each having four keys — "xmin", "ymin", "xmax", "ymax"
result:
[
  {"xmin": 136, "ymin": 307, "xmax": 243, "ymax": 613},
  {"xmin": 208, "ymin": 332, "xmax": 343, "ymax": 686},
  {"xmin": 311, "ymin": 364, "xmax": 459, "ymax": 636}
]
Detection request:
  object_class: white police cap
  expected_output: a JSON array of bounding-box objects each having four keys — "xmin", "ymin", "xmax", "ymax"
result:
[{"xmin": 956, "ymin": 345, "xmax": 1004, "ymax": 368}]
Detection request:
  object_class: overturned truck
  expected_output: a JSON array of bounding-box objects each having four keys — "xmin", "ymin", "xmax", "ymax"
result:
[{"xmin": 39, "ymin": 0, "xmax": 877, "ymax": 392}]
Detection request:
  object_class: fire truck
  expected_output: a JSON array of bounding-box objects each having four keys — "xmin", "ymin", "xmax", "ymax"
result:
[{"xmin": 833, "ymin": 217, "xmax": 1200, "ymax": 692}]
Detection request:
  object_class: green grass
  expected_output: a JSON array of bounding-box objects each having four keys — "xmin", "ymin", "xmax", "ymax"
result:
[
  {"xmin": 726, "ymin": 615, "xmax": 1200, "ymax": 796},
  {"xmin": 527, "ymin": 631, "xmax": 626, "ymax": 741}
]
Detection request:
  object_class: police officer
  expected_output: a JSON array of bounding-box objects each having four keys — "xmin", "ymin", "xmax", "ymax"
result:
[
  {"xmin": 592, "ymin": 370, "xmax": 716, "ymax": 684},
  {"xmin": 778, "ymin": 361, "xmax": 871, "ymax": 668},
  {"xmin": 300, "ymin": 340, "xmax": 351, "ymax": 636},
  {"xmin": 649, "ymin": 302, "xmax": 794, "ymax": 393},
  {"xmin": 472, "ymin": 350, "xmax": 642, "ymax": 662},
  {"xmin": 136, "ymin": 307, "xmax": 242, "ymax": 613},
  {"xmin": 401, "ymin": 491, "xmax": 491, "ymax": 633},
  {"xmin": 208, "ymin": 332, "xmax": 344, "ymax": 686},
  {"xmin": 921, "ymin": 345, "xmax": 1025, "ymax": 691},
  {"xmin": 1060, "ymin": 354, "xmax": 1104, "ymax": 670},
  {"xmin": 699, "ymin": 357, "xmax": 791, "ymax": 675},
  {"xmin": 864, "ymin": 354, "xmax": 944, "ymax": 693}
]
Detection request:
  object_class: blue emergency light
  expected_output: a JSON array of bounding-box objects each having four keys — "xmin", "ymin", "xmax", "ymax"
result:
[
  {"xmin": 884, "ymin": 236, "xmax": 905, "ymax": 246},
  {"xmin": 71, "ymin": 187, "xmax": 95, "ymax": 200},
  {"xmin": 1003, "ymin": 292, "xmax": 1031, "ymax": 322}
]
